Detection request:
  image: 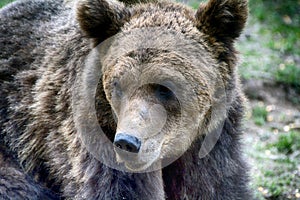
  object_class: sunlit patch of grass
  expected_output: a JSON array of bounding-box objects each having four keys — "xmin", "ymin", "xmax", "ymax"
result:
[
  {"xmin": 249, "ymin": 131, "xmax": 300, "ymax": 199},
  {"xmin": 269, "ymin": 131, "xmax": 300, "ymax": 154},
  {"xmin": 252, "ymin": 105, "xmax": 268, "ymax": 126},
  {"xmin": 0, "ymin": 0, "xmax": 14, "ymax": 8}
]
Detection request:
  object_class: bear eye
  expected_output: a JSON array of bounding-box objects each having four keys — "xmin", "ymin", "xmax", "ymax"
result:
[
  {"xmin": 112, "ymin": 80, "xmax": 123, "ymax": 98},
  {"xmin": 154, "ymin": 84, "xmax": 175, "ymax": 102}
]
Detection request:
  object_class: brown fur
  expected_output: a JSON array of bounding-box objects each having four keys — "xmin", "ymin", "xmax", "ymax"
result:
[{"xmin": 0, "ymin": 0, "xmax": 252, "ymax": 199}]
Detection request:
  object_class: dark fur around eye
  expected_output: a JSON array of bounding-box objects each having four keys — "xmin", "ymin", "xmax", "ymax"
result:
[{"xmin": 154, "ymin": 84, "xmax": 175, "ymax": 102}]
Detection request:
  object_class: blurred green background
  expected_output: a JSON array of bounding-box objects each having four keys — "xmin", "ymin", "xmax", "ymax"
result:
[
  {"xmin": 1, "ymin": 0, "xmax": 300, "ymax": 199},
  {"xmin": 0, "ymin": 0, "xmax": 13, "ymax": 7}
]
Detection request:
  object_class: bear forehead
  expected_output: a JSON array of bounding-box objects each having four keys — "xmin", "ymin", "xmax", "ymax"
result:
[
  {"xmin": 123, "ymin": 2, "xmax": 197, "ymax": 35},
  {"xmin": 100, "ymin": 25, "xmax": 216, "ymax": 75}
]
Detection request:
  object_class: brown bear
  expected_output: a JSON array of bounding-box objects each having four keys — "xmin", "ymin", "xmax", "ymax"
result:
[{"xmin": 0, "ymin": 0, "xmax": 253, "ymax": 199}]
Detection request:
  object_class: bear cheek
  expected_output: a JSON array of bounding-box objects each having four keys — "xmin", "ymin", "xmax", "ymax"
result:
[
  {"xmin": 160, "ymin": 112, "xmax": 200, "ymax": 159},
  {"xmin": 160, "ymin": 131, "xmax": 192, "ymax": 159}
]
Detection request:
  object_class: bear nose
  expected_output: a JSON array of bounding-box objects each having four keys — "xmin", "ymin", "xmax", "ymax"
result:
[{"xmin": 113, "ymin": 133, "xmax": 141, "ymax": 153}]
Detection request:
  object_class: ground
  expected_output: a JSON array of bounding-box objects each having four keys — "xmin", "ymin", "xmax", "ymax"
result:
[
  {"xmin": 1, "ymin": 0, "xmax": 300, "ymax": 199},
  {"xmin": 242, "ymin": 80, "xmax": 300, "ymax": 199},
  {"xmin": 237, "ymin": 1, "xmax": 300, "ymax": 198}
]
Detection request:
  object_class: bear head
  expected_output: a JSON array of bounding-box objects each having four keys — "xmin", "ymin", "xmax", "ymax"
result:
[{"xmin": 75, "ymin": 0, "xmax": 248, "ymax": 172}]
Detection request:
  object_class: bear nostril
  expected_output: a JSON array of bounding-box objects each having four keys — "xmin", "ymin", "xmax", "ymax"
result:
[
  {"xmin": 116, "ymin": 143, "xmax": 122, "ymax": 149},
  {"xmin": 113, "ymin": 133, "xmax": 141, "ymax": 153},
  {"xmin": 125, "ymin": 144, "xmax": 132, "ymax": 152}
]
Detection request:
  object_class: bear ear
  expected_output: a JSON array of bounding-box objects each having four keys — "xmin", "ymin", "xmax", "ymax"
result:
[
  {"xmin": 195, "ymin": 0, "xmax": 248, "ymax": 42},
  {"xmin": 77, "ymin": 0, "xmax": 131, "ymax": 45}
]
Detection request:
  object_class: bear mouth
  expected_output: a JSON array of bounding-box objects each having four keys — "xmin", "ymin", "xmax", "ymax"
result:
[
  {"xmin": 114, "ymin": 146, "xmax": 161, "ymax": 172},
  {"xmin": 123, "ymin": 160, "xmax": 155, "ymax": 172}
]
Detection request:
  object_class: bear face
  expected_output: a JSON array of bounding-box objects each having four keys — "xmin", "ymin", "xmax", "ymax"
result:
[
  {"xmin": 100, "ymin": 29, "xmax": 218, "ymax": 171},
  {"xmin": 76, "ymin": 0, "xmax": 248, "ymax": 172}
]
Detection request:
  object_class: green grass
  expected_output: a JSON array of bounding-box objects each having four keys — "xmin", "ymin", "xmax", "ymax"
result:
[
  {"xmin": 0, "ymin": 0, "xmax": 14, "ymax": 8},
  {"xmin": 269, "ymin": 131, "xmax": 300, "ymax": 154},
  {"xmin": 252, "ymin": 105, "xmax": 268, "ymax": 126},
  {"xmin": 249, "ymin": 0, "xmax": 300, "ymax": 55},
  {"xmin": 249, "ymin": 131, "xmax": 300, "ymax": 199},
  {"xmin": 237, "ymin": 0, "xmax": 300, "ymax": 92}
]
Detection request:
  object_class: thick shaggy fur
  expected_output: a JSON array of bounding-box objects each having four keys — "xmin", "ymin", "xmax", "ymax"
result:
[{"xmin": 0, "ymin": 0, "xmax": 252, "ymax": 199}]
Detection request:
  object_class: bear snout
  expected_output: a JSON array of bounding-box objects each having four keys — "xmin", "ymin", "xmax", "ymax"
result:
[{"xmin": 114, "ymin": 133, "xmax": 141, "ymax": 153}]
